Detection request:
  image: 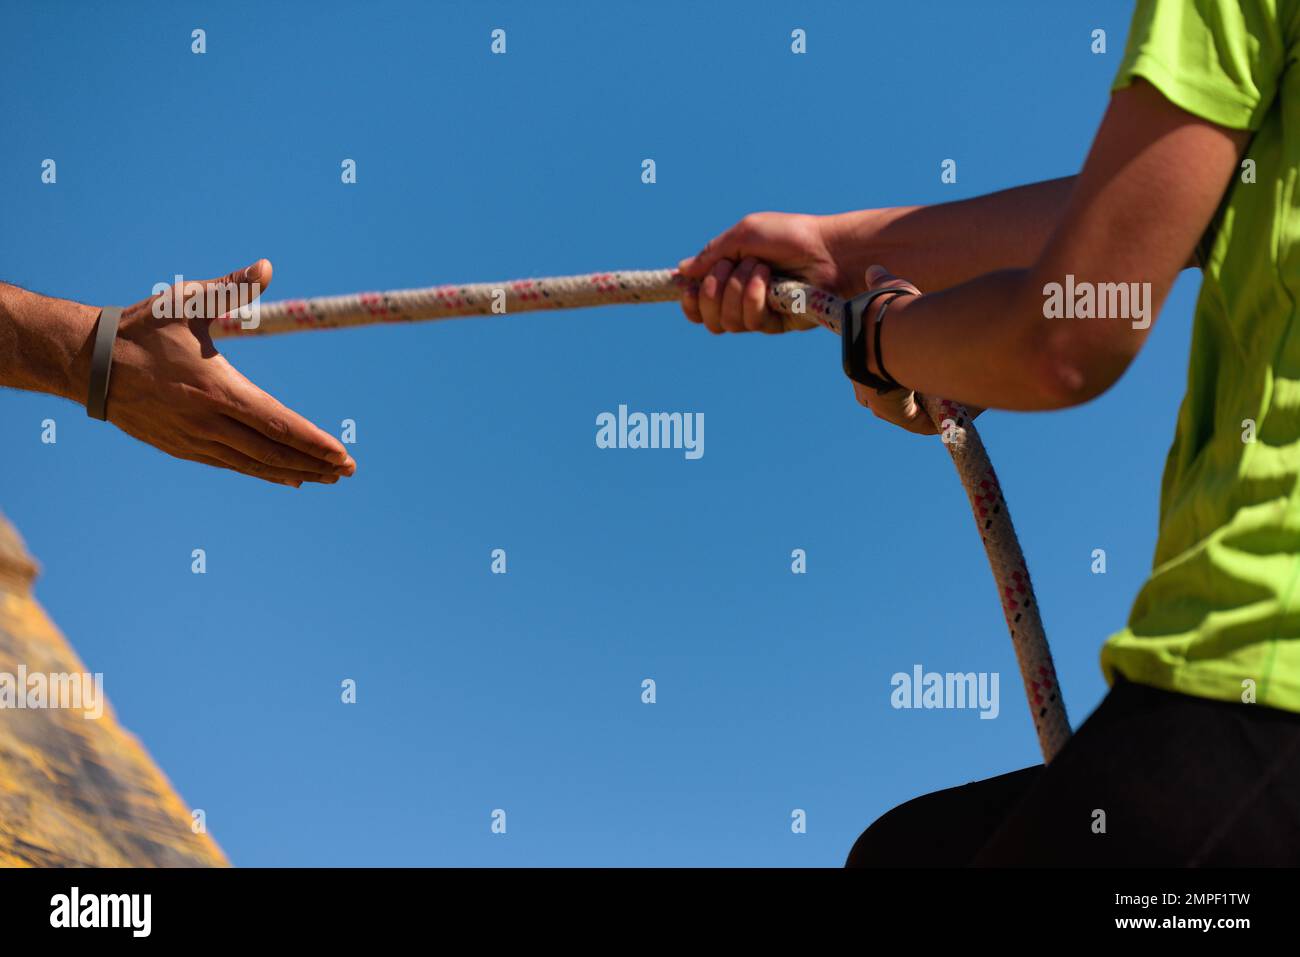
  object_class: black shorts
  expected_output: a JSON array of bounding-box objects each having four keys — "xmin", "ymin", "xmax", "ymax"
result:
[{"xmin": 846, "ymin": 676, "xmax": 1300, "ymax": 866}]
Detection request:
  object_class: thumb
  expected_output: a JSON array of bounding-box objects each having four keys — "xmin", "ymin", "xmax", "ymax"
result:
[
  {"xmin": 864, "ymin": 264, "xmax": 920, "ymax": 296},
  {"xmin": 678, "ymin": 222, "xmax": 752, "ymax": 280},
  {"xmin": 205, "ymin": 258, "xmax": 272, "ymax": 310},
  {"xmin": 173, "ymin": 259, "xmax": 273, "ymax": 322}
]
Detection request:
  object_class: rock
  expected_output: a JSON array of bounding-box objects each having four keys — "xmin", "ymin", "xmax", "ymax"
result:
[{"xmin": 0, "ymin": 509, "xmax": 226, "ymax": 867}]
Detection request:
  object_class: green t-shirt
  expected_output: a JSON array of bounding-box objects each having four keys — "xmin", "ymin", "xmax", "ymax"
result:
[{"xmin": 1102, "ymin": 0, "xmax": 1300, "ymax": 711}]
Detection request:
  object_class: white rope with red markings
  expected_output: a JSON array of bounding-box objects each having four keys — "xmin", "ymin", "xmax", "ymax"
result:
[{"xmin": 214, "ymin": 269, "xmax": 1071, "ymax": 761}]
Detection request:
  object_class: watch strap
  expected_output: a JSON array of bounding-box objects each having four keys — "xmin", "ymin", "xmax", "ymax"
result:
[{"xmin": 842, "ymin": 287, "xmax": 907, "ymax": 392}]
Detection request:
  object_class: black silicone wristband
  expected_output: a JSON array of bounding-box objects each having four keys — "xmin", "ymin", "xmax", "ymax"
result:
[{"xmin": 842, "ymin": 287, "xmax": 907, "ymax": 392}]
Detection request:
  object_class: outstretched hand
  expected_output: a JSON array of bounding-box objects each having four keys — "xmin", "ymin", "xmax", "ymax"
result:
[{"xmin": 85, "ymin": 260, "xmax": 355, "ymax": 487}]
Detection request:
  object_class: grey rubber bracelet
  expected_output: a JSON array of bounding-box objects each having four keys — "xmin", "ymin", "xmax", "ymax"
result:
[{"xmin": 86, "ymin": 306, "xmax": 123, "ymax": 421}]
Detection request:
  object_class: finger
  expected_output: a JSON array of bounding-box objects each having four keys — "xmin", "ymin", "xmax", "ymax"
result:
[
  {"xmin": 206, "ymin": 415, "xmax": 355, "ymax": 476},
  {"xmin": 851, "ymin": 380, "xmax": 905, "ymax": 420},
  {"xmin": 720, "ymin": 258, "xmax": 758, "ymax": 332},
  {"xmin": 698, "ymin": 260, "xmax": 735, "ymax": 334},
  {"xmin": 203, "ymin": 258, "xmax": 272, "ymax": 306},
  {"xmin": 867, "ymin": 391, "xmax": 911, "ymax": 428},
  {"xmin": 898, "ymin": 392, "xmax": 939, "ymax": 435},
  {"xmin": 678, "ymin": 221, "xmax": 748, "ymax": 280},
  {"xmin": 176, "ymin": 259, "xmax": 274, "ymax": 322},
  {"xmin": 864, "ymin": 264, "xmax": 891, "ymax": 288},
  {"xmin": 188, "ymin": 439, "xmax": 340, "ymax": 485},
  {"xmin": 680, "ymin": 285, "xmax": 704, "ymax": 325},
  {"xmin": 184, "ymin": 451, "xmax": 303, "ymax": 488},
  {"xmin": 743, "ymin": 263, "xmax": 779, "ymax": 333},
  {"xmin": 221, "ymin": 371, "xmax": 355, "ymax": 469},
  {"xmin": 853, "ymin": 384, "xmax": 939, "ymax": 435},
  {"xmin": 864, "ymin": 264, "xmax": 921, "ymax": 297}
]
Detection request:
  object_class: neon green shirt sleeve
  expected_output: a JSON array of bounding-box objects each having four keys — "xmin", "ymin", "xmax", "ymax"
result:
[
  {"xmin": 1112, "ymin": 0, "xmax": 1286, "ymax": 130},
  {"xmin": 1101, "ymin": 0, "xmax": 1300, "ymax": 713}
]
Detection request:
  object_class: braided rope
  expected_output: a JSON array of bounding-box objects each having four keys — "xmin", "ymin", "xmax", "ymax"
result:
[{"xmin": 215, "ymin": 269, "xmax": 1070, "ymax": 761}]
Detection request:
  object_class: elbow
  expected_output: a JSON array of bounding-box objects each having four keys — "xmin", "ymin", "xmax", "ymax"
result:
[
  {"xmin": 1024, "ymin": 321, "xmax": 1134, "ymax": 411},
  {"xmin": 1013, "ymin": 261, "xmax": 1165, "ymax": 409}
]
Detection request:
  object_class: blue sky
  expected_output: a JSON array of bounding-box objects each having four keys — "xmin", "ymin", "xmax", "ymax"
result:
[{"xmin": 0, "ymin": 1, "xmax": 1181, "ymax": 865}]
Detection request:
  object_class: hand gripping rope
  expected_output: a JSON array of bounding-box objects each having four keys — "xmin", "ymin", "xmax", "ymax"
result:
[{"xmin": 212, "ymin": 269, "xmax": 1071, "ymax": 762}]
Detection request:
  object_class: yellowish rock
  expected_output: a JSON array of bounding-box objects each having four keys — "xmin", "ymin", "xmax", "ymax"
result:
[{"xmin": 0, "ymin": 510, "xmax": 225, "ymax": 867}]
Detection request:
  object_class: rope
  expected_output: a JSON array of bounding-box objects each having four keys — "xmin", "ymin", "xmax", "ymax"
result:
[{"xmin": 214, "ymin": 269, "xmax": 1071, "ymax": 762}]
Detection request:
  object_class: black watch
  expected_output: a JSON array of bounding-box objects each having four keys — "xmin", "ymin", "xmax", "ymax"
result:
[{"xmin": 842, "ymin": 287, "xmax": 908, "ymax": 392}]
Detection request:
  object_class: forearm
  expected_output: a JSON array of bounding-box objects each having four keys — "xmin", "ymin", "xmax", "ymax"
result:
[
  {"xmin": 857, "ymin": 84, "xmax": 1245, "ymax": 415},
  {"xmin": 874, "ymin": 270, "xmax": 1089, "ymax": 412},
  {"xmin": 0, "ymin": 283, "xmax": 97, "ymax": 402},
  {"xmin": 823, "ymin": 176, "xmax": 1077, "ymax": 295}
]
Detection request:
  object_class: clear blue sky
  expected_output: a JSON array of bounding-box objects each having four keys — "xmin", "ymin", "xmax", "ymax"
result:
[{"xmin": 1, "ymin": 1, "xmax": 1180, "ymax": 865}]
